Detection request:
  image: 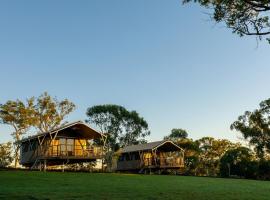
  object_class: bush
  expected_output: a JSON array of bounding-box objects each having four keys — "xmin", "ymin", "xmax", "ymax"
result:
[
  {"xmin": 220, "ymin": 147, "xmax": 253, "ymax": 178},
  {"xmin": 0, "ymin": 142, "xmax": 13, "ymax": 168},
  {"xmin": 258, "ymin": 160, "xmax": 270, "ymax": 180}
]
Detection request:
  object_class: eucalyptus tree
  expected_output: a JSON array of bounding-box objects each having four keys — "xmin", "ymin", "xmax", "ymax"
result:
[
  {"xmin": 231, "ymin": 98, "xmax": 270, "ymax": 159},
  {"xmin": 0, "ymin": 98, "xmax": 35, "ymax": 167},
  {"xmin": 196, "ymin": 137, "xmax": 239, "ymax": 176},
  {"xmin": 86, "ymin": 104, "xmax": 150, "ymax": 150},
  {"xmin": 86, "ymin": 104, "xmax": 150, "ymax": 170},
  {"xmin": 33, "ymin": 92, "xmax": 76, "ymax": 133},
  {"xmin": 183, "ymin": 0, "xmax": 270, "ymax": 43},
  {"xmin": 0, "ymin": 92, "xmax": 76, "ymax": 167}
]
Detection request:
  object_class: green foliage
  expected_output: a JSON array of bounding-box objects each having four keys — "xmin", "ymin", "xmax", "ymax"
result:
[
  {"xmin": 33, "ymin": 92, "xmax": 76, "ymax": 133},
  {"xmin": 164, "ymin": 128, "xmax": 188, "ymax": 141},
  {"xmin": 0, "ymin": 92, "xmax": 75, "ymax": 167},
  {"xmin": 86, "ymin": 104, "xmax": 150, "ymax": 150},
  {"xmin": 220, "ymin": 147, "xmax": 255, "ymax": 178},
  {"xmin": 175, "ymin": 138, "xmax": 200, "ymax": 175},
  {"xmin": 0, "ymin": 98, "xmax": 35, "ymax": 140},
  {"xmin": 231, "ymin": 98, "xmax": 270, "ymax": 158},
  {"xmin": 183, "ymin": 0, "xmax": 270, "ymax": 43},
  {"xmin": 258, "ymin": 160, "xmax": 270, "ymax": 179},
  {"xmin": 0, "ymin": 98, "xmax": 36, "ymax": 167},
  {"xmin": 195, "ymin": 137, "xmax": 238, "ymax": 176},
  {"xmin": 0, "ymin": 142, "xmax": 13, "ymax": 168},
  {"xmin": 86, "ymin": 104, "xmax": 150, "ymax": 171}
]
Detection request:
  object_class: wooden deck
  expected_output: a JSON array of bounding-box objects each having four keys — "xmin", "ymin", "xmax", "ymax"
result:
[
  {"xmin": 117, "ymin": 156, "xmax": 184, "ymax": 171},
  {"xmin": 21, "ymin": 144, "xmax": 103, "ymax": 167}
]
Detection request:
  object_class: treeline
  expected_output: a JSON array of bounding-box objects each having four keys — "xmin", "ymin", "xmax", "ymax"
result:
[
  {"xmin": 1, "ymin": 92, "xmax": 270, "ymax": 180},
  {"xmin": 164, "ymin": 130, "xmax": 270, "ymax": 180}
]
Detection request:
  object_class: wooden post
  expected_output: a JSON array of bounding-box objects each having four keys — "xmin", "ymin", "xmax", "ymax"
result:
[
  {"xmin": 44, "ymin": 160, "xmax": 47, "ymax": 172},
  {"xmin": 39, "ymin": 161, "xmax": 42, "ymax": 171},
  {"xmin": 62, "ymin": 162, "xmax": 65, "ymax": 172}
]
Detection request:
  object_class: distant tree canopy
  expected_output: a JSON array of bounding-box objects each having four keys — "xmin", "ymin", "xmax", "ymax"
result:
[
  {"xmin": 183, "ymin": 0, "xmax": 270, "ymax": 43},
  {"xmin": 86, "ymin": 104, "xmax": 150, "ymax": 150},
  {"xmin": 231, "ymin": 98, "xmax": 270, "ymax": 159},
  {"xmin": 164, "ymin": 128, "xmax": 188, "ymax": 141}
]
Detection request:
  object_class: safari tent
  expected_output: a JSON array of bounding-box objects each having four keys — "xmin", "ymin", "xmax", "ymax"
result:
[
  {"xmin": 117, "ymin": 140, "xmax": 184, "ymax": 173},
  {"xmin": 19, "ymin": 121, "xmax": 105, "ymax": 170}
]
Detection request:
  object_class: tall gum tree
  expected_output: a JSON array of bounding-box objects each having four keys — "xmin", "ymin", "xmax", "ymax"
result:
[
  {"xmin": 231, "ymin": 98, "xmax": 270, "ymax": 159},
  {"xmin": 33, "ymin": 92, "xmax": 76, "ymax": 133},
  {"xmin": 0, "ymin": 98, "xmax": 36, "ymax": 167},
  {"xmin": 0, "ymin": 92, "xmax": 76, "ymax": 168},
  {"xmin": 183, "ymin": 0, "xmax": 270, "ymax": 43},
  {"xmin": 86, "ymin": 104, "xmax": 150, "ymax": 171}
]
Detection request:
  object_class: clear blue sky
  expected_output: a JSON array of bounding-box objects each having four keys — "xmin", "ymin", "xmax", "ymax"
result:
[{"xmin": 0, "ymin": 0, "xmax": 269, "ymax": 143}]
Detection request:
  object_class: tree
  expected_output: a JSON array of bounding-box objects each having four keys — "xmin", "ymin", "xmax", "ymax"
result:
[
  {"xmin": 175, "ymin": 138, "xmax": 200, "ymax": 175},
  {"xmin": 86, "ymin": 104, "xmax": 150, "ymax": 150},
  {"xmin": 231, "ymin": 98, "xmax": 270, "ymax": 159},
  {"xmin": 33, "ymin": 92, "xmax": 76, "ymax": 133},
  {"xmin": 0, "ymin": 99, "xmax": 35, "ymax": 167},
  {"xmin": 164, "ymin": 128, "xmax": 188, "ymax": 141},
  {"xmin": 220, "ymin": 147, "xmax": 255, "ymax": 178},
  {"xmin": 183, "ymin": 0, "xmax": 270, "ymax": 43},
  {"xmin": 0, "ymin": 142, "xmax": 13, "ymax": 168},
  {"xmin": 86, "ymin": 104, "xmax": 150, "ymax": 170},
  {"xmin": 0, "ymin": 92, "xmax": 75, "ymax": 168},
  {"xmin": 196, "ymin": 137, "xmax": 239, "ymax": 176}
]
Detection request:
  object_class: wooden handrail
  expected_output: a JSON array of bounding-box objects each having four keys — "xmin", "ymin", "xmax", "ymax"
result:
[
  {"xmin": 143, "ymin": 156, "xmax": 184, "ymax": 167},
  {"xmin": 36, "ymin": 144, "xmax": 103, "ymax": 158}
]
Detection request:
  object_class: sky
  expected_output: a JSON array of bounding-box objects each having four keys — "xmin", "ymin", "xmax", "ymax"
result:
[{"xmin": 0, "ymin": 0, "xmax": 269, "ymax": 143}]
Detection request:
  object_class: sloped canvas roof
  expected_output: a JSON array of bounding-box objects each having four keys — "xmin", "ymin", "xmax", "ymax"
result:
[
  {"xmin": 19, "ymin": 121, "xmax": 104, "ymax": 143},
  {"xmin": 121, "ymin": 140, "xmax": 183, "ymax": 153}
]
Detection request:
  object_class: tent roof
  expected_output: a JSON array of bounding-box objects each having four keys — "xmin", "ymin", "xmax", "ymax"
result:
[
  {"xmin": 19, "ymin": 121, "xmax": 104, "ymax": 143},
  {"xmin": 121, "ymin": 140, "xmax": 183, "ymax": 153}
]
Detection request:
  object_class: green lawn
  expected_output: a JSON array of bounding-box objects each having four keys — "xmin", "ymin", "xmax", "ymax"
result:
[{"xmin": 0, "ymin": 171, "xmax": 270, "ymax": 200}]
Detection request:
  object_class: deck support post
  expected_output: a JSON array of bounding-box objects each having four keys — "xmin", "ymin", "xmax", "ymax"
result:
[
  {"xmin": 44, "ymin": 160, "xmax": 47, "ymax": 172},
  {"xmin": 39, "ymin": 161, "xmax": 42, "ymax": 171},
  {"xmin": 62, "ymin": 162, "xmax": 65, "ymax": 172}
]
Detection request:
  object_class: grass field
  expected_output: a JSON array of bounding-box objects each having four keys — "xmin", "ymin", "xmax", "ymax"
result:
[{"xmin": 0, "ymin": 171, "xmax": 270, "ymax": 200}]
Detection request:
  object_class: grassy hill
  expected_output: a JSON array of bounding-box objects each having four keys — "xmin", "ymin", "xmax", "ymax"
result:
[{"xmin": 0, "ymin": 171, "xmax": 269, "ymax": 200}]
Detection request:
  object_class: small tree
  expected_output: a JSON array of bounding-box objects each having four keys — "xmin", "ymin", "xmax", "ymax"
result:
[
  {"xmin": 0, "ymin": 142, "xmax": 13, "ymax": 168},
  {"xmin": 0, "ymin": 99, "xmax": 35, "ymax": 167}
]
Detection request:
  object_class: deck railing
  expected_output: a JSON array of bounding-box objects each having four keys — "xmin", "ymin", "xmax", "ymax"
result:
[
  {"xmin": 36, "ymin": 145, "xmax": 103, "ymax": 158},
  {"xmin": 144, "ymin": 156, "xmax": 184, "ymax": 168}
]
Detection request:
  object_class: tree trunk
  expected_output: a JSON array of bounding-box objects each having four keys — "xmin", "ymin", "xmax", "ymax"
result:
[
  {"xmin": 14, "ymin": 132, "xmax": 21, "ymax": 168},
  {"xmin": 14, "ymin": 144, "xmax": 19, "ymax": 168}
]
